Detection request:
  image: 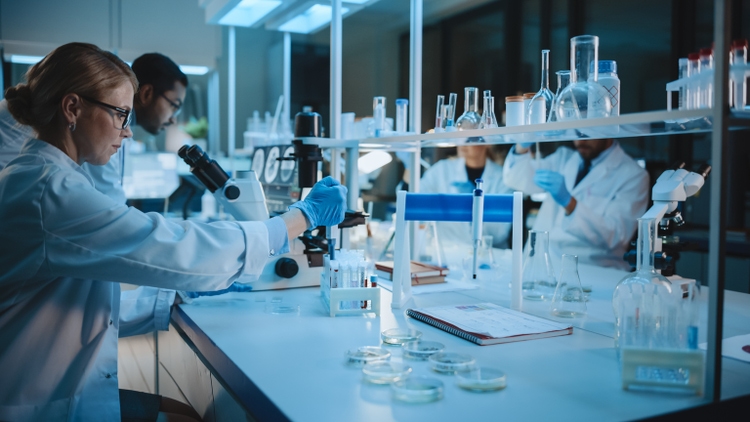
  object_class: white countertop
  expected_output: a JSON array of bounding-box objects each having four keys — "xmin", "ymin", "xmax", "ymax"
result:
[{"xmin": 173, "ymin": 260, "xmax": 750, "ymax": 422}]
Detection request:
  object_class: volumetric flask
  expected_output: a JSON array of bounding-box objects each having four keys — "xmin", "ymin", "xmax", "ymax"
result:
[
  {"xmin": 521, "ymin": 230, "xmax": 556, "ymax": 301},
  {"xmin": 554, "ymin": 35, "xmax": 612, "ymax": 120},
  {"xmin": 528, "ymin": 49, "xmax": 555, "ymax": 124},
  {"xmin": 550, "ymin": 254, "xmax": 586, "ymax": 317}
]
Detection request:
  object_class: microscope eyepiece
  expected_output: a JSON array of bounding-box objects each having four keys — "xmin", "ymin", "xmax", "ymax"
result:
[
  {"xmin": 698, "ymin": 164, "xmax": 711, "ymax": 179},
  {"xmin": 178, "ymin": 144, "xmax": 230, "ymax": 193}
]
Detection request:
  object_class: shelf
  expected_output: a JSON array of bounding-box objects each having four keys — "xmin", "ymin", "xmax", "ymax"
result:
[{"xmin": 298, "ymin": 109, "xmax": 750, "ymax": 150}]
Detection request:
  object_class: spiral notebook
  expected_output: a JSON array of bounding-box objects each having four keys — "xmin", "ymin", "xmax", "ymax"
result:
[{"xmin": 406, "ymin": 303, "xmax": 573, "ymax": 346}]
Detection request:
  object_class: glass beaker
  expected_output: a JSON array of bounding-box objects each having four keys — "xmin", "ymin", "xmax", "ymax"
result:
[
  {"xmin": 521, "ymin": 230, "xmax": 556, "ymax": 300},
  {"xmin": 554, "ymin": 35, "xmax": 612, "ymax": 120},
  {"xmin": 528, "ymin": 49, "xmax": 555, "ymax": 124},
  {"xmin": 455, "ymin": 87, "xmax": 482, "ymax": 130},
  {"xmin": 462, "ymin": 235, "xmax": 496, "ymax": 282},
  {"xmin": 550, "ymin": 254, "xmax": 586, "ymax": 318},
  {"xmin": 612, "ymin": 218, "xmax": 684, "ymax": 363}
]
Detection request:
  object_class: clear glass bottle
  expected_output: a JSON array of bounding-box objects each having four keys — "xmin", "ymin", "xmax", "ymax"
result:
[
  {"xmin": 528, "ymin": 49, "xmax": 555, "ymax": 124},
  {"xmin": 550, "ymin": 254, "xmax": 586, "ymax": 318},
  {"xmin": 612, "ymin": 218, "xmax": 682, "ymax": 362},
  {"xmin": 521, "ymin": 230, "xmax": 557, "ymax": 301},
  {"xmin": 554, "ymin": 35, "xmax": 612, "ymax": 120},
  {"xmin": 480, "ymin": 90, "xmax": 498, "ymax": 129},
  {"xmin": 455, "ymin": 87, "xmax": 482, "ymax": 130},
  {"xmin": 547, "ymin": 70, "xmax": 571, "ymax": 124}
]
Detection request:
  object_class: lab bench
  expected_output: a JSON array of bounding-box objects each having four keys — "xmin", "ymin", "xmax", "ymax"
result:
[{"xmin": 157, "ymin": 261, "xmax": 750, "ymax": 422}]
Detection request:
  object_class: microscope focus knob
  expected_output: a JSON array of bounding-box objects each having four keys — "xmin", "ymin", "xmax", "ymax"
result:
[
  {"xmin": 224, "ymin": 185, "xmax": 241, "ymax": 200},
  {"xmin": 274, "ymin": 257, "xmax": 299, "ymax": 278}
]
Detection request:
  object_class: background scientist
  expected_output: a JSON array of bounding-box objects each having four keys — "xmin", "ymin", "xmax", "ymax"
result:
[{"xmin": 503, "ymin": 138, "xmax": 649, "ymax": 269}]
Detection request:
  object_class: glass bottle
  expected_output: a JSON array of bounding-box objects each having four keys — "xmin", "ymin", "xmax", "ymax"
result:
[
  {"xmin": 550, "ymin": 254, "xmax": 586, "ymax": 318},
  {"xmin": 521, "ymin": 230, "xmax": 557, "ymax": 301},
  {"xmin": 480, "ymin": 90, "xmax": 498, "ymax": 129},
  {"xmin": 528, "ymin": 49, "xmax": 555, "ymax": 124},
  {"xmin": 612, "ymin": 218, "xmax": 681, "ymax": 363},
  {"xmin": 455, "ymin": 87, "xmax": 482, "ymax": 130},
  {"xmin": 554, "ymin": 35, "xmax": 612, "ymax": 120},
  {"xmin": 547, "ymin": 70, "xmax": 570, "ymax": 124}
]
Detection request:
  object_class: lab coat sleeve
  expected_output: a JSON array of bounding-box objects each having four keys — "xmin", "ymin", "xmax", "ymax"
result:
[
  {"xmin": 562, "ymin": 168, "xmax": 649, "ymax": 251},
  {"xmin": 41, "ymin": 169, "xmax": 274, "ymax": 292},
  {"xmin": 118, "ymin": 286, "xmax": 176, "ymax": 337},
  {"xmin": 81, "ymin": 153, "xmax": 126, "ymax": 205}
]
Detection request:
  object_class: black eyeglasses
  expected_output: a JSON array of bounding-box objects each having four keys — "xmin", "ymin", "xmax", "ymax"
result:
[
  {"xmin": 81, "ymin": 96, "xmax": 133, "ymax": 130},
  {"xmin": 160, "ymin": 93, "xmax": 183, "ymax": 117}
]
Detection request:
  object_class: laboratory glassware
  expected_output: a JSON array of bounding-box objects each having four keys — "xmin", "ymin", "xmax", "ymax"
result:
[
  {"xmin": 346, "ymin": 346, "xmax": 391, "ymax": 367},
  {"xmin": 547, "ymin": 70, "xmax": 571, "ymax": 124},
  {"xmin": 429, "ymin": 352, "xmax": 476, "ymax": 374},
  {"xmin": 687, "ymin": 53, "xmax": 701, "ymax": 110},
  {"xmin": 731, "ymin": 39, "xmax": 748, "ymax": 110},
  {"xmin": 678, "ymin": 58, "xmax": 689, "ymax": 110},
  {"xmin": 593, "ymin": 60, "xmax": 620, "ymax": 116},
  {"xmin": 462, "ymin": 235, "xmax": 496, "ymax": 282},
  {"xmin": 550, "ymin": 254, "xmax": 587, "ymax": 318},
  {"xmin": 362, "ymin": 362, "xmax": 412, "ymax": 384},
  {"xmin": 434, "ymin": 95, "xmax": 445, "ymax": 130},
  {"xmin": 455, "ymin": 87, "xmax": 482, "ymax": 130},
  {"xmin": 480, "ymin": 90, "xmax": 498, "ymax": 128},
  {"xmin": 456, "ymin": 367, "xmax": 507, "ymax": 391},
  {"xmin": 402, "ymin": 340, "xmax": 445, "ymax": 360},
  {"xmin": 447, "ymin": 92, "xmax": 458, "ymax": 127},
  {"xmin": 521, "ymin": 230, "xmax": 556, "ymax": 301},
  {"xmin": 373, "ymin": 96, "xmax": 386, "ymax": 137},
  {"xmin": 391, "ymin": 376, "xmax": 444, "ymax": 403},
  {"xmin": 554, "ymin": 35, "xmax": 612, "ymax": 120},
  {"xmin": 395, "ymin": 98, "xmax": 408, "ymax": 133},
  {"xmin": 699, "ymin": 48, "xmax": 713, "ymax": 109},
  {"xmin": 505, "ymin": 95, "xmax": 525, "ymax": 127},
  {"xmin": 528, "ymin": 49, "xmax": 555, "ymax": 123},
  {"xmin": 381, "ymin": 328, "xmax": 422, "ymax": 345}
]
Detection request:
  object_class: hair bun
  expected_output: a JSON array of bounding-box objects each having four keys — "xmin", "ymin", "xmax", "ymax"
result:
[{"xmin": 5, "ymin": 84, "xmax": 36, "ymax": 127}]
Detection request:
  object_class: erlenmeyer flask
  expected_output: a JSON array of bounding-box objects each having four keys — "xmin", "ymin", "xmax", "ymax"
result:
[
  {"xmin": 455, "ymin": 87, "xmax": 482, "ymax": 130},
  {"xmin": 547, "ymin": 70, "xmax": 571, "ymax": 124},
  {"xmin": 550, "ymin": 254, "xmax": 586, "ymax": 317},
  {"xmin": 521, "ymin": 230, "xmax": 556, "ymax": 300},
  {"xmin": 480, "ymin": 91, "xmax": 498, "ymax": 129},
  {"xmin": 528, "ymin": 49, "xmax": 555, "ymax": 124},
  {"xmin": 554, "ymin": 35, "xmax": 612, "ymax": 120},
  {"xmin": 462, "ymin": 235, "xmax": 496, "ymax": 282}
]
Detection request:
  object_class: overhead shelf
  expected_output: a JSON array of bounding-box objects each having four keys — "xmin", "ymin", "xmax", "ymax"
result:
[{"xmin": 298, "ymin": 108, "xmax": 750, "ymax": 150}]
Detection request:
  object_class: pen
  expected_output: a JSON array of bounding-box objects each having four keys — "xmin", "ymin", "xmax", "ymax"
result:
[{"xmin": 472, "ymin": 179, "xmax": 484, "ymax": 280}]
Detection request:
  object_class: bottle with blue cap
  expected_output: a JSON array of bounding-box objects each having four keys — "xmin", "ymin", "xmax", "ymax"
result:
[{"xmin": 590, "ymin": 60, "xmax": 620, "ymax": 116}]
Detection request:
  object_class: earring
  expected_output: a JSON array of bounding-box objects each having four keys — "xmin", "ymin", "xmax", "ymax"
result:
[{"xmin": 69, "ymin": 122, "xmax": 76, "ymax": 132}]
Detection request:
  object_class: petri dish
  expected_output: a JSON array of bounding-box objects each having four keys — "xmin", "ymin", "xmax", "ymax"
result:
[
  {"xmin": 456, "ymin": 367, "xmax": 507, "ymax": 391},
  {"xmin": 391, "ymin": 376, "xmax": 444, "ymax": 403},
  {"xmin": 362, "ymin": 362, "xmax": 412, "ymax": 384},
  {"xmin": 345, "ymin": 346, "xmax": 391, "ymax": 367},
  {"xmin": 381, "ymin": 328, "xmax": 422, "ymax": 345},
  {"xmin": 402, "ymin": 340, "xmax": 445, "ymax": 360},
  {"xmin": 428, "ymin": 352, "xmax": 476, "ymax": 374}
]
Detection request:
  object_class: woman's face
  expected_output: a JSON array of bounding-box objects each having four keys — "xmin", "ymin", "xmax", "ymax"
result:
[{"xmin": 75, "ymin": 82, "xmax": 134, "ymax": 166}]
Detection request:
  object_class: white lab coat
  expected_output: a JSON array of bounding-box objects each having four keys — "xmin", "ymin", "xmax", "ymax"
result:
[
  {"xmin": 503, "ymin": 142, "xmax": 649, "ymax": 269},
  {"xmin": 0, "ymin": 139, "xmax": 286, "ymax": 421},
  {"xmin": 420, "ymin": 156, "xmax": 512, "ymax": 248}
]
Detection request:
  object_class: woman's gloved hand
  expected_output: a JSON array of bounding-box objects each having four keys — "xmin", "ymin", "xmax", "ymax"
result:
[
  {"xmin": 184, "ymin": 282, "xmax": 253, "ymax": 299},
  {"xmin": 534, "ymin": 170, "xmax": 572, "ymax": 207},
  {"xmin": 289, "ymin": 176, "xmax": 348, "ymax": 228}
]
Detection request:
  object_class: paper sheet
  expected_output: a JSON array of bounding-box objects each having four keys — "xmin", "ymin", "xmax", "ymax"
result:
[
  {"xmin": 699, "ymin": 333, "xmax": 750, "ymax": 363},
  {"xmin": 377, "ymin": 277, "xmax": 479, "ymax": 294}
]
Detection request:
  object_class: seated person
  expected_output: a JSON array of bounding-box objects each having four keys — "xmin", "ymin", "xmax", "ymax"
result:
[
  {"xmin": 420, "ymin": 138, "xmax": 513, "ymax": 249},
  {"xmin": 503, "ymin": 139, "xmax": 649, "ymax": 269}
]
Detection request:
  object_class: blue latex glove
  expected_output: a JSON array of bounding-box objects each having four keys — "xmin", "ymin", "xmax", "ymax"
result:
[
  {"xmin": 534, "ymin": 170, "xmax": 572, "ymax": 207},
  {"xmin": 289, "ymin": 176, "xmax": 347, "ymax": 227},
  {"xmin": 184, "ymin": 282, "xmax": 253, "ymax": 299}
]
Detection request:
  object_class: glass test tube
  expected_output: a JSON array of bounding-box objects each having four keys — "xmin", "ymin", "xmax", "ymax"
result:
[
  {"xmin": 732, "ymin": 39, "xmax": 748, "ymax": 110},
  {"xmin": 699, "ymin": 48, "xmax": 713, "ymax": 108},
  {"xmin": 447, "ymin": 93, "xmax": 457, "ymax": 126},
  {"xmin": 373, "ymin": 96, "xmax": 386, "ymax": 137},
  {"xmin": 395, "ymin": 99, "xmax": 408, "ymax": 133},
  {"xmin": 687, "ymin": 53, "xmax": 701, "ymax": 110},
  {"xmin": 435, "ymin": 95, "xmax": 445, "ymax": 130},
  {"xmin": 678, "ymin": 58, "xmax": 689, "ymax": 110}
]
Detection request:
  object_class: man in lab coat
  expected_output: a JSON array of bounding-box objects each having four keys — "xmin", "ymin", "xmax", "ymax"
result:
[
  {"xmin": 420, "ymin": 139, "xmax": 513, "ymax": 249},
  {"xmin": 503, "ymin": 139, "xmax": 649, "ymax": 269}
]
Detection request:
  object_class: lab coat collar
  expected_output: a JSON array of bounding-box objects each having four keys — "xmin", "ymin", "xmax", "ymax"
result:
[
  {"xmin": 19, "ymin": 138, "xmax": 95, "ymax": 186},
  {"xmin": 569, "ymin": 141, "xmax": 622, "ymax": 193}
]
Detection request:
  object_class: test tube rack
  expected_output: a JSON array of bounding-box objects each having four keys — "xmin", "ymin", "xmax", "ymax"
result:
[
  {"xmin": 665, "ymin": 63, "xmax": 750, "ymax": 110},
  {"xmin": 320, "ymin": 274, "xmax": 380, "ymax": 317}
]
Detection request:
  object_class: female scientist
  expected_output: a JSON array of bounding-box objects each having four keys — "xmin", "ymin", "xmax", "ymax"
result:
[{"xmin": 0, "ymin": 43, "xmax": 346, "ymax": 421}]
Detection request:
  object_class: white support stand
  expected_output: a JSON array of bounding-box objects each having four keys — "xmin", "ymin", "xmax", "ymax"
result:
[{"xmin": 392, "ymin": 191, "xmax": 413, "ymax": 309}]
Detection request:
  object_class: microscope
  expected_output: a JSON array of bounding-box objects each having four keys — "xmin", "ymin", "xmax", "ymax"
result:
[{"xmin": 625, "ymin": 162, "xmax": 711, "ymax": 278}]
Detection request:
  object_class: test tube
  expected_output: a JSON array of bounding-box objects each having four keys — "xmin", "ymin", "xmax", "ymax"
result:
[
  {"xmin": 699, "ymin": 48, "xmax": 713, "ymax": 108},
  {"xmin": 447, "ymin": 93, "xmax": 458, "ymax": 126},
  {"xmin": 441, "ymin": 105, "xmax": 452, "ymax": 130},
  {"xmin": 687, "ymin": 53, "xmax": 701, "ymax": 110},
  {"xmin": 434, "ymin": 95, "xmax": 445, "ymax": 130},
  {"xmin": 678, "ymin": 58, "xmax": 689, "ymax": 111},
  {"xmin": 395, "ymin": 99, "xmax": 408, "ymax": 134},
  {"xmin": 373, "ymin": 96, "xmax": 386, "ymax": 137},
  {"xmin": 732, "ymin": 39, "xmax": 748, "ymax": 110}
]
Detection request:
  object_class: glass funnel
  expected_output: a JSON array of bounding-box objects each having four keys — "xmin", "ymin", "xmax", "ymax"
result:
[
  {"xmin": 554, "ymin": 35, "xmax": 612, "ymax": 120},
  {"xmin": 455, "ymin": 87, "xmax": 482, "ymax": 130},
  {"xmin": 521, "ymin": 230, "xmax": 556, "ymax": 301},
  {"xmin": 612, "ymin": 218, "xmax": 683, "ymax": 362},
  {"xmin": 550, "ymin": 254, "xmax": 586, "ymax": 318},
  {"xmin": 528, "ymin": 49, "xmax": 555, "ymax": 124}
]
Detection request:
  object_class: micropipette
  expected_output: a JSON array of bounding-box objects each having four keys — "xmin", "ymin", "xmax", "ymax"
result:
[
  {"xmin": 327, "ymin": 226, "xmax": 336, "ymax": 260},
  {"xmin": 471, "ymin": 179, "xmax": 484, "ymax": 280}
]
